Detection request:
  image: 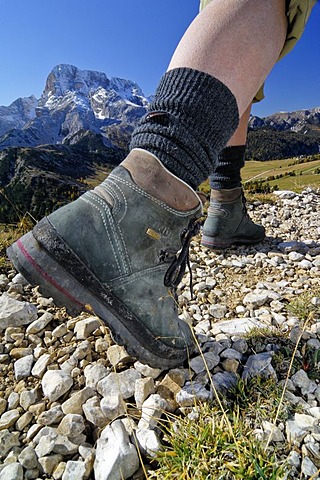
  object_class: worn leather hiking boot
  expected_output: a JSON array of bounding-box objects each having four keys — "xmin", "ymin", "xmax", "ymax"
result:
[
  {"xmin": 201, "ymin": 188, "xmax": 265, "ymax": 249},
  {"xmin": 7, "ymin": 149, "xmax": 202, "ymax": 368}
]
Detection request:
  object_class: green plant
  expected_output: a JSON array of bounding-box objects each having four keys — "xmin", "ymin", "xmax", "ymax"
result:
[
  {"xmin": 287, "ymin": 290, "xmax": 320, "ymax": 323},
  {"xmin": 297, "ymin": 343, "xmax": 320, "ymax": 380},
  {"xmin": 226, "ymin": 376, "xmax": 291, "ymax": 424},
  {"xmin": 151, "ymin": 403, "xmax": 288, "ymax": 480},
  {"xmin": 0, "ymin": 217, "xmax": 35, "ymax": 271}
]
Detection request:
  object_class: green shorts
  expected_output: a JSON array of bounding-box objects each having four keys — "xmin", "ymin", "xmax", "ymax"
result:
[{"xmin": 199, "ymin": 0, "xmax": 317, "ymax": 102}]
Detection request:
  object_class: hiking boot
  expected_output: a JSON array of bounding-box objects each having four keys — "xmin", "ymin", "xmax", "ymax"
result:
[
  {"xmin": 7, "ymin": 149, "xmax": 202, "ymax": 368},
  {"xmin": 201, "ymin": 187, "xmax": 265, "ymax": 249}
]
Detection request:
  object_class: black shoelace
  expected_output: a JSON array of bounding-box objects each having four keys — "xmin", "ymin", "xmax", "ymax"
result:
[
  {"xmin": 241, "ymin": 190, "xmax": 249, "ymax": 216},
  {"xmin": 161, "ymin": 218, "xmax": 201, "ymax": 298}
]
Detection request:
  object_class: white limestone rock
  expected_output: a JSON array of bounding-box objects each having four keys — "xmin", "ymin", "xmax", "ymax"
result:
[
  {"xmin": 0, "ymin": 293, "xmax": 37, "ymax": 329},
  {"xmin": 74, "ymin": 316, "xmax": 101, "ymax": 340},
  {"xmin": 26, "ymin": 311, "xmax": 54, "ymax": 334},
  {"xmin": 14, "ymin": 354, "xmax": 34, "ymax": 380},
  {"xmin": 138, "ymin": 394, "xmax": 167, "ymax": 430},
  {"xmin": 84, "ymin": 362, "xmax": 109, "ymax": 390},
  {"xmin": 57, "ymin": 414, "xmax": 86, "ymax": 437},
  {"xmin": 97, "ymin": 369, "xmax": 141, "ymax": 399},
  {"xmin": 94, "ymin": 419, "xmax": 139, "ymax": 480},
  {"xmin": 61, "ymin": 460, "xmax": 87, "ymax": 480},
  {"xmin": 100, "ymin": 394, "xmax": 126, "ymax": 422},
  {"xmin": 0, "ymin": 463, "xmax": 23, "ymax": 480},
  {"xmin": 42, "ymin": 370, "xmax": 73, "ymax": 402},
  {"xmin": 136, "ymin": 428, "xmax": 162, "ymax": 457},
  {"xmin": 83, "ymin": 396, "xmax": 109, "ymax": 427}
]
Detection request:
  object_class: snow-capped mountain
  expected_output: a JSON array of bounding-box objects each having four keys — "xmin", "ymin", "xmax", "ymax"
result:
[
  {"xmin": 0, "ymin": 64, "xmax": 151, "ymax": 150},
  {"xmin": 0, "ymin": 95, "xmax": 38, "ymax": 137},
  {"xmin": 249, "ymin": 107, "xmax": 320, "ymax": 135},
  {"xmin": 0, "ymin": 63, "xmax": 319, "ymax": 159}
]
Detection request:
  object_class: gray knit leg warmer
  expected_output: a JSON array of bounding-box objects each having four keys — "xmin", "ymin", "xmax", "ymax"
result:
[
  {"xmin": 130, "ymin": 68, "xmax": 239, "ymax": 189},
  {"xmin": 209, "ymin": 145, "xmax": 246, "ymax": 189}
]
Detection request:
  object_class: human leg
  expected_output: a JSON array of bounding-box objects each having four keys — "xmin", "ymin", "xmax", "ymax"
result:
[
  {"xmin": 199, "ymin": 0, "xmax": 316, "ymax": 248},
  {"xmin": 8, "ymin": 0, "xmax": 287, "ymax": 367},
  {"xmin": 210, "ymin": 103, "xmax": 252, "ymax": 190},
  {"xmin": 202, "ymin": 103, "xmax": 266, "ymax": 249},
  {"xmin": 168, "ymin": 0, "xmax": 287, "ymax": 116}
]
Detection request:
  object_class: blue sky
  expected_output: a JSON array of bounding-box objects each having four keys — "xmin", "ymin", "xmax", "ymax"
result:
[{"xmin": 0, "ymin": 0, "xmax": 319, "ymax": 117}]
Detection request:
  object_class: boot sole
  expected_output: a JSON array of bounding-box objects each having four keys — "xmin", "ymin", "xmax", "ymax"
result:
[
  {"xmin": 201, "ymin": 233, "xmax": 266, "ymax": 250},
  {"xmin": 7, "ymin": 225, "xmax": 192, "ymax": 369}
]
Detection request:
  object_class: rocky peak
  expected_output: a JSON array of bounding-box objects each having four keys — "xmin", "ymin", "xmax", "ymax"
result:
[
  {"xmin": 249, "ymin": 107, "xmax": 320, "ymax": 134},
  {"xmin": 0, "ymin": 95, "xmax": 38, "ymax": 137},
  {"xmin": 0, "ymin": 64, "xmax": 151, "ymax": 150},
  {"xmin": 41, "ymin": 64, "xmax": 111, "ymax": 101},
  {"xmin": 1, "ymin": 63, "xmax": 319, "ymax": 160}
]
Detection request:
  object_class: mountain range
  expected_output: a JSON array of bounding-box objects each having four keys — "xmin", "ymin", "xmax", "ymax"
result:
[
  {"xmin": 0, "ymin": 64, "xmax": 319, "ymax": 223},
  {"xmin": 0, "ymin": 64, "xmax": 150, "ymax": 151}
]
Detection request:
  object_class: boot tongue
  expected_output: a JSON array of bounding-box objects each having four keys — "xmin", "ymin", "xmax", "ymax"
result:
[{"xmin": 121, "ymin": 148, "xmax": 201, "ymax": 212}]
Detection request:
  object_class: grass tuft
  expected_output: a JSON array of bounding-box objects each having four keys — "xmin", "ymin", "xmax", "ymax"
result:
[
  {"xmin": 151, "ymin": 402, "xmax": 287, "ymax": 480},
  {"xmin": 0, "ymin": 215, "xmax": 35, "ymax": 271},
  {"xmin": 287, "ymin": 289, "xmax": 320, "ymax": 323}
]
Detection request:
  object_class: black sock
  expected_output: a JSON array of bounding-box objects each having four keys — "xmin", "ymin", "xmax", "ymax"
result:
[
  {"xmin": 209, "ymin": 145, "xmax": 246, "ymax": 189},
  {"xmin": 130, "ymin": 68, "xmax": 239, "ymax": 190}
]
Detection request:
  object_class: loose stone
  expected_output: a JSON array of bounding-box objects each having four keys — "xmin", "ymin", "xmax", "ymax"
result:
[
  {"xmin": 14, "ymin": 354, "xmax": 34, "ymax": 380},
  {"xmin": 0, "ymin": 463, "xmax": 24, "ymax": 480},
  {"xmin": 134, "ymin": 377, "xmax": 155, "ymax": 408},
  {"xmin": 31, "ymin": 353, "xmax": 52, "ymax": 378},
  {"xmin": 301, "ymin": 457, "xmax": 319, "ymax": 477},
  {"xmin": 38, "ymin": 454, "xmax": 63, "ymax": 476},
  {"xmin": 61, "ymin": 387, "xmax": 95, "ymax": 415},
  {"xmin": 57, "ymin": 413, "xmax": 85, "ymax": 437},
  {"xmin": 61, "ymin": 460, "xmax": 87, "ymax": 480},
  {"xmin": 138, "ymin": 394, "xmax": 168, "ymax": 430},
  {"xmin": 84, "ymin": 363, "xmax": 109, "ymax": 390},
  {"xmin": 242, "ymin": 352, "xmax": 276, "ymax": 381},
  {"xmin": 136, "ymin": 428, "xmax": 162, "ymax": 457},
  {"xmin": 107, "ymin": 345, "xmax": 132, "ymax": 366},
  {"xmin": 0, "ymin": 293, "xmax": 38, "ymax": 329},
  {"xmin": 97, "ymin": 369, "xmax": 141, "ymax": 399},
  {"xmin": 42, "ymin": 370, "xmax": 73, "ymax": 402},
  {"xmin": 83, "ymin": 396, "xmax": 109, "ymax": 427},
  {"xmin": 18, "ymin": 445, "xmax": 39, "ymax": 469},
  {"xmin": 100, "ymin": 393, "xmax": 126, "ymax": 422},
  {"xmin": 74, "ymin": 317, "xmax": 101, "ymax": 340},
  {"xmin": 94, "ymin": 419, "xmax": 139, "ymax": 480},
  {"xmin": 26, "ymin": 311, "xmax": 54, "ymax": 334},
  {"xmin": 0, "ymin": 409, "xmax": 20, "ymax": 430}
]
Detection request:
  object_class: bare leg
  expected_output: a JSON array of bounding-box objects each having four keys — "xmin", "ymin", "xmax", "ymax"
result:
[
  {"xmin": 227, "ymin": 103, "xmax": 252, "ymax": 146},
  {"xmin": 168, "ymin": 0, "xmax": 287, "ymax": 116}
]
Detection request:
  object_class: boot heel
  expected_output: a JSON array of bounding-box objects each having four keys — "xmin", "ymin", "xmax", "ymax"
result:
[
  {"xmin": 7, "ymin": 232, "xmax": 84, "ymax": 315},
  {"xmin": 201, "ymin": 234, "xmax": 232, "ymax": 249}
]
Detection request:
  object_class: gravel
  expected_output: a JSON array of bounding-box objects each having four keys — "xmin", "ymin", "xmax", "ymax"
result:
[{"xmin": 0, "ymin": 188, "xmax": 319, "ymax": 479}]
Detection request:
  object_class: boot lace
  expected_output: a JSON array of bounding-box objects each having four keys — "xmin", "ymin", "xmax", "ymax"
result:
[
  {"xmin": 160, "ymin": 219, "xmax": 201, "ymax": 298},
  {"xmin": 241, "ymin": 190, "xmax": 249, "ymax": 216}
]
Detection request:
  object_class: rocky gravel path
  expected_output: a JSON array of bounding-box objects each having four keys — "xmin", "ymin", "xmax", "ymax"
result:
[{"xmin": 0, "ymin": 188, "xmax": 319, "ymax": 480}]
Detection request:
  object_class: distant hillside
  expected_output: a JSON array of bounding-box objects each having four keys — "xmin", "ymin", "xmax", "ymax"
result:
[
  {"xmin": 0, "ymin": 143, "xmax": 123, "ymax": 223},
  {"xmin": 246, "ymin": 129, "xmax": 319, "ymax": 161},
  {"xmin": 247, "ymin": 107, "xmax": 320, "ymax": 160}
]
